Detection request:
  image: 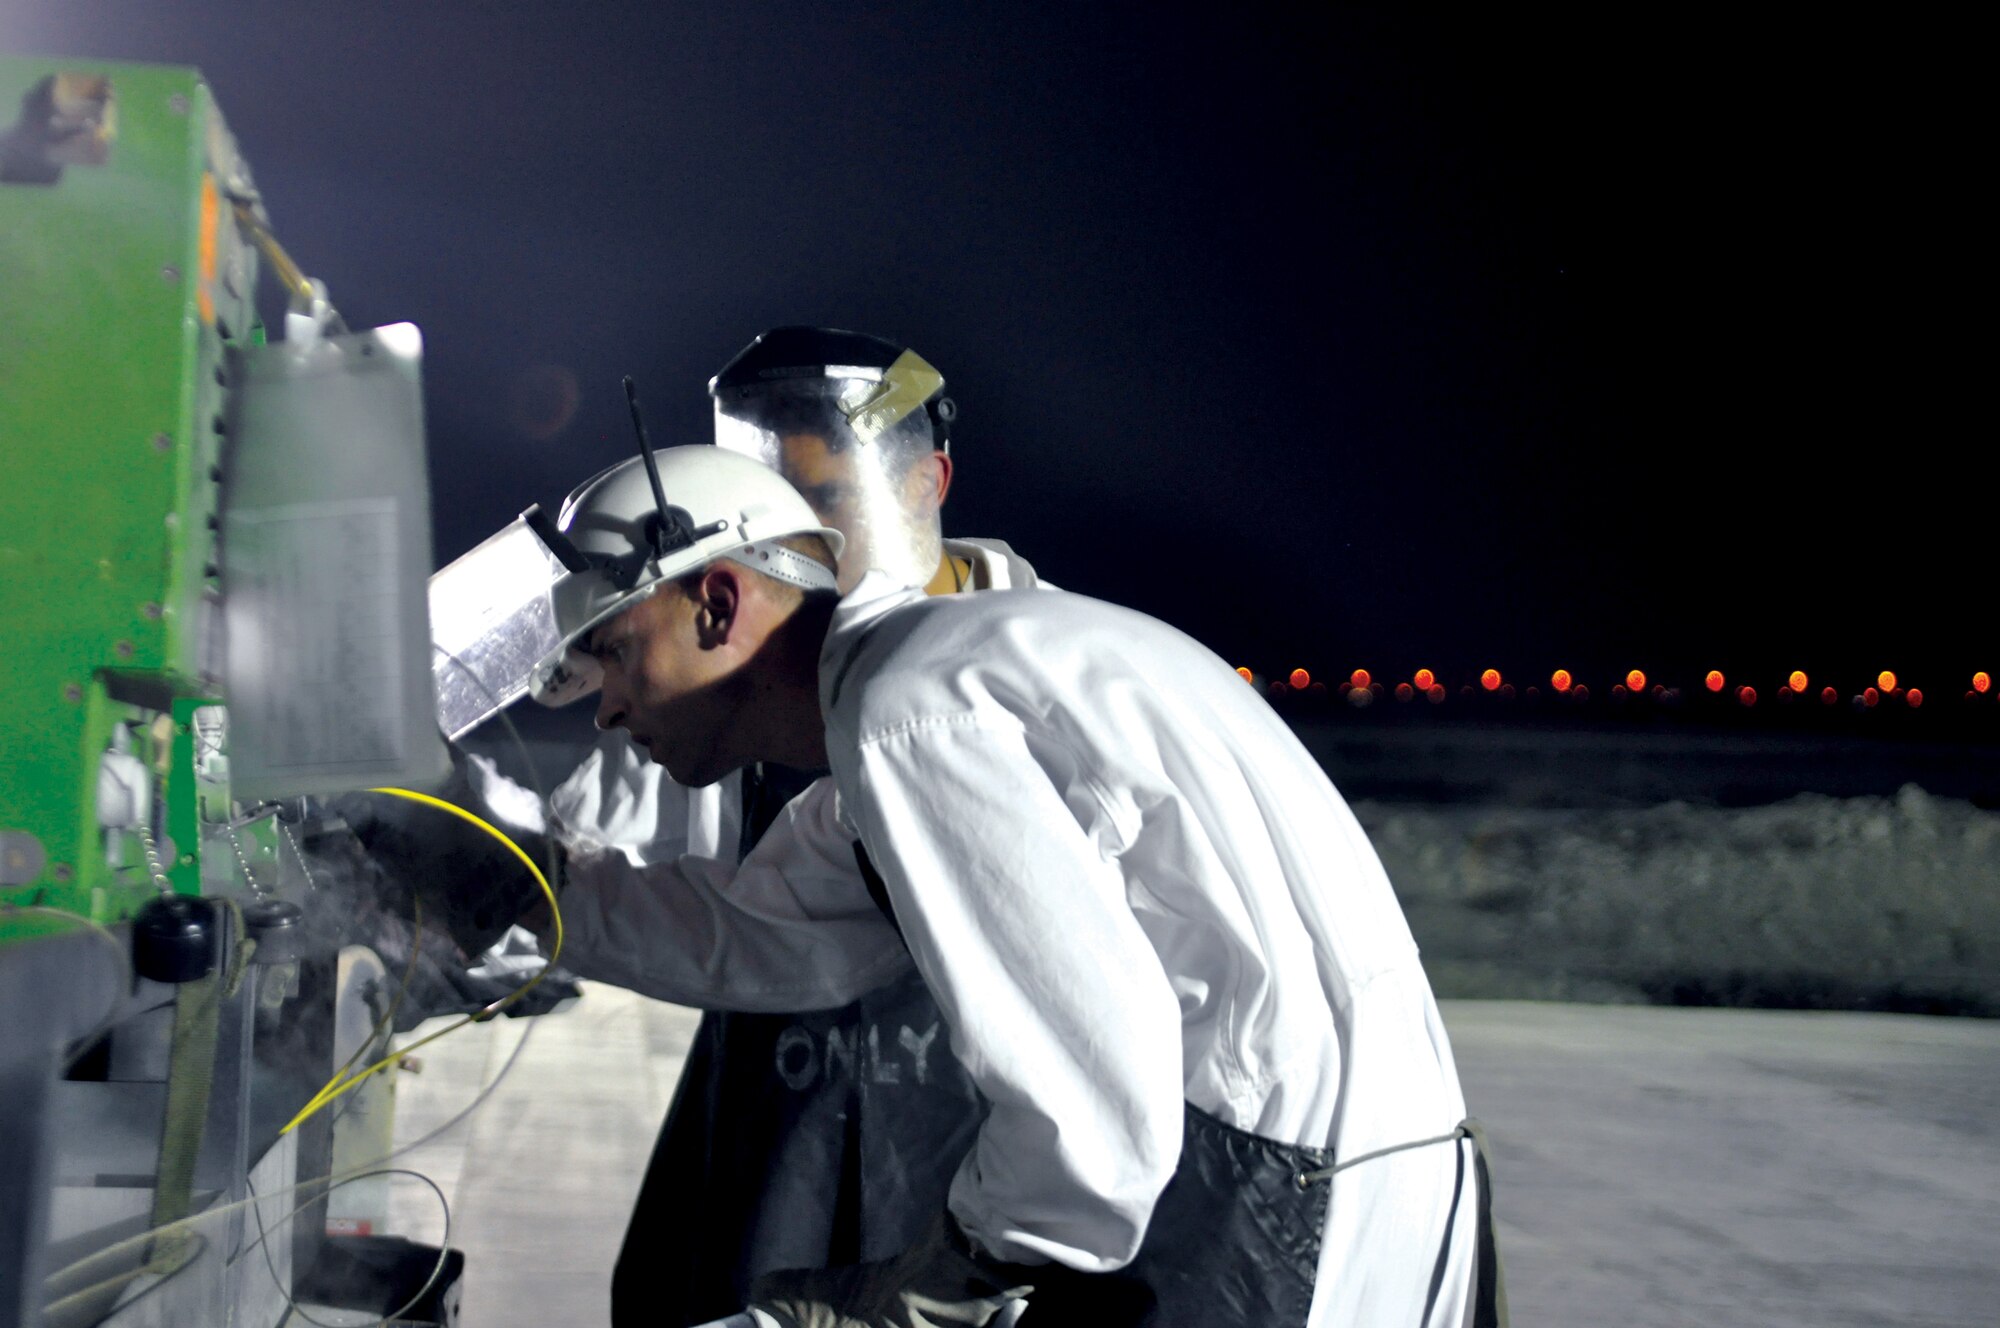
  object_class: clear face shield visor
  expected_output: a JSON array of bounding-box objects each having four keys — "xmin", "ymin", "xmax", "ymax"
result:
[{"xmin": 711, "ymin": 375, "xmax": 944, "ymax": 595}]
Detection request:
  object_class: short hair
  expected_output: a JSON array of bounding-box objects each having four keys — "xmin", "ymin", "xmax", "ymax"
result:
[
  {"xmin": 673, "ymin": 531, "xmax": 839, "ymax": 605},
  {"xmin": 772, "ymin": 531, "xmax": 839, "ymax": 579}
]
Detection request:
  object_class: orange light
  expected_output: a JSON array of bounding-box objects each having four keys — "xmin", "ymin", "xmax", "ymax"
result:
[
  {"xmin": 1395, "ymin": 682, "xmax": 1414, "ymax": 701},
  {"xmin": 1862, "ymin": 687, "xmax": 1879, "ymax": 707},
  {"xmin": 1289, "ymin": 668, "xmax": 1310, "ymax": 691},
  {"xmin": 1427, "ymin": 684, "xmax": 1446, "ymax": 704},
  {"xmin": 1878, "ymin": 670, "xmax": 1897, "ymax": 692},
  {"xmin": 1705, "ymin": 670, "xmax": 1725, "ymax": 693},
  {"xmin": 1737, "ymin": 685, "xmax": 1757, "ymax": 706},
  {"xmin": 1975, "ymin": 671, "xmax": 1992, "ymax": 695},
  {"xmin": 1572, "ymin": 683, "xmax": 1590, "ymax": 702},
  {"xmin": 1625, "ymin": 669, "xmax": 1646, "ymax": 692},
  {"xmin": 1908, "ymin": 688, "xmax": 1924, "ymax": 708},
  {"xmin": 1413, "ymin": 668, "xmax": 1436, "ymax": 691},
  {"xmin": 1480, "ymin": 669, "xmax": 1501, "ymax": 692},
  {"xmin": 1236, "ymin": 666, "xmax": 1253, "ymax": 683},
  {"xmin": 1550, "ymin": 669, "xmax": 1572, "ymax": 692},
  {"xmin": 1611, "ymin": 684, "xmax": 1628, "ymax": 699},
  {"xmin": 1788, "ymin": 670, "xmax": 1808, "ymax": 693},
  {"xmin": 1350, "ymin": 668, "xmax": 1371, "ymax": 690},
  {"xmin": 1821, "ymin": 686, "xmax": 1837, "ymax": 705}
]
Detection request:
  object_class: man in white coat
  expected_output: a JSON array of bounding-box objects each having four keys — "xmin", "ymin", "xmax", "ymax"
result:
[{"xmin": 520, "ymin": 442, "xmax": 1502, "ymax": 1327}]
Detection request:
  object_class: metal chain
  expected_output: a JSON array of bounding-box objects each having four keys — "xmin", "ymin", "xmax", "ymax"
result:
[
  {"xmin": 278, "ymin": 819, "xmax": 318, "ymax": 893},
  {"xmin": 222, "ymin": 823, "xmax": 267, "ymax": 896},
  {"xmin": 135, "ymin": 821, "xmax": 175, "ymax": 894}
]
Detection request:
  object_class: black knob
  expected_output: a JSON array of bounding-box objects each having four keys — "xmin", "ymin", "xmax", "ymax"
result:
[
  {"xmin": 243, "ymin": 898, "xmax": 305, "ymax": 964},
  {"xmin": 133, "ymin": 895, "xmax": 216, "ymax": 983}
]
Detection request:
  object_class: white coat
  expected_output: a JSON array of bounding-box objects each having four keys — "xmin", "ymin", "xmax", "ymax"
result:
[
  {"xmin": 545, "ymin": 553, "xmax": 1477, "ymax": 1325},
  {"xmin": 818, "ymin": 574, "xmax": 1479, "ymax": 1327}
]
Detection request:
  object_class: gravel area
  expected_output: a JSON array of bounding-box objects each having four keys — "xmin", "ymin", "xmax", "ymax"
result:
[{"xmin": 1362, "ymin": 784, "xmax": 2000, "ymax": 1014}]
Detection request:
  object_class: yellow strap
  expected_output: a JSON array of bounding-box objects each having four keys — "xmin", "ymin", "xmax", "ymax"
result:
[{"xmin": 924, "ymin": 554, "xmax": 972, "ymax": 597}]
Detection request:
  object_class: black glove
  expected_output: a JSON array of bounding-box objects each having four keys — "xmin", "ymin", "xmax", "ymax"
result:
[{"xmin": 329, "ymin": 747, "xmax": 554, "ymax": 960}]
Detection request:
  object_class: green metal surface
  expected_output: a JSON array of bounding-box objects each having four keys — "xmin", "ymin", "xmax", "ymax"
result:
[{"xmin": 0, "ymin": 57, "xmax": 257, "ymax": 925}]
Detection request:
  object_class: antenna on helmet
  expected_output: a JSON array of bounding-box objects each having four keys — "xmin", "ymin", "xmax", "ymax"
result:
[
  {"xmin": 623, "ymin": 376, "xmax": 725, "ymax": 562},
  {"xmin": 625, "ymin": 377, "xmax": 674, "ymax": 543}
]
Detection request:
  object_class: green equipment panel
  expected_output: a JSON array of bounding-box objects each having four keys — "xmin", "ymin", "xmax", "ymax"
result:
[{"xmin": 0, "ymin": 57, "xmax": 262, "ymax": 924}]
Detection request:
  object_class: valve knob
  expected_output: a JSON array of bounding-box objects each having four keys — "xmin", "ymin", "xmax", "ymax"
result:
[
  {"xmin": 133, "ymin": 895, "xmax": 215, "ymax": 984},
  {"xmin": 243, "ymin": 898, "xmax": 306, "ymax": 964}
]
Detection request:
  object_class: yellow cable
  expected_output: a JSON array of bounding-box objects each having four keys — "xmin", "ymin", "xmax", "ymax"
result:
[
  {"xmin": 290, "ymin": 895, "xmax": 425, "ymax": 1128},
  {"xmin": 279, "ymin": 788, "xmax": 561, "ymax": 1136}
]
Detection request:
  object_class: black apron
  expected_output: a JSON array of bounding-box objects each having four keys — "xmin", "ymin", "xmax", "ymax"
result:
[
  {"xmin": 859, "ymin": 848, "xmax": 1331, "ymax": 1327},
  {"xmin": 611, "ymin": 767, "xmax": 989, "ymax": 1328},
  {"xmin": 861, "ymin": 846, "xmax": 1507, "ymax": 1328},
  {"xmin": 952, "ymin": 1101, "xmax": 1330, "ymax": 1327}
]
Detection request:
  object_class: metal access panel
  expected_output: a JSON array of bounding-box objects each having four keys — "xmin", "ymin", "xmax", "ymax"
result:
[
  {"xmin": 222, "ymin": 322, "xmax": 450, "ymax": 799},
  {"xmin": 0, "ymin": 58, "xmax": 257, "ymax": 921}
]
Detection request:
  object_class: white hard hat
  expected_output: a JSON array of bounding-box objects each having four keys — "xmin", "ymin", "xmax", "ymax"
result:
[{"xmin": 526, "ymin": 445, "xmax": 844, "ymax": 706}]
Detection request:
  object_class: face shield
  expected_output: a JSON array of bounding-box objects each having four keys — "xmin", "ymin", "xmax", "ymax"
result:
[
  {"xmin": 427, "ymin": 515, "xmax": 566, "ymax": 740},
  {"xmin": 710, "ymin": 330, "xmax": 953, "ymax": 595}
]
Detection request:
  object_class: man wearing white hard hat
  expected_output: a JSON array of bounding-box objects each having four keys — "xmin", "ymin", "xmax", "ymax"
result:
[
  {"xmin": 511, "ymin": 331, "xmax": 1042, "ymax": 1326},
  {"xmin": 519, "ymin": 436, "xmax": 1502, "ymax": 1327}
]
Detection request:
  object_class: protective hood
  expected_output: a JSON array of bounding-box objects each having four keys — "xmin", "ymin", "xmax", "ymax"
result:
[{"xmin": 710, "ymin": 327, "xmax": 952, "ymax": 593}]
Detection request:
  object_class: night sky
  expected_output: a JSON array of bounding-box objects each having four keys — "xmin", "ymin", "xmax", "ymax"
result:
[{"xmin": 7, "ymin": 5, "xmax": 1990, "ymax": 705}]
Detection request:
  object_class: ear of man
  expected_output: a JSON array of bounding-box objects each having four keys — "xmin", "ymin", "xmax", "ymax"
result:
[
  {"xmin": 686, "ymin": 561, "xmax": 744, "ymax": 649},
  {"xmin": 667, "ymin": 537, "xmax": 836, "ymax": 653},
  {"xmin": 929, "ymin": 450, "xmax": 953, "ymax": 509},
  {"xmin": 678, "ymin": 538, "xmax": 835, "ymax": 644}
]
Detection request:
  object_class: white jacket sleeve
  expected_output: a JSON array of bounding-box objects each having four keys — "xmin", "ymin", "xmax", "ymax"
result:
[
  {"xmin": 546, "ymin": 731, "xmax": 740, "ymax": 865},
  {"xmin": 554, "ymin": 778, "xmax": 912, "ymax": 1011},
  {"xmin": 843, "ymin": 720, "xmax": 1185, "ymax": 1272}
]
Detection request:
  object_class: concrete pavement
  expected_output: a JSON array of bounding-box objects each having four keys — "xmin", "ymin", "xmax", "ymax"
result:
[
  {"xmin": 384, "ymin": 989, "xmax": 2000, "ymax": 1326},
  {"xmin": 1450, "ymin": 1001, "xmax": 2000, "ymax": 1327}
]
